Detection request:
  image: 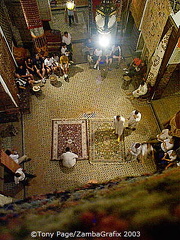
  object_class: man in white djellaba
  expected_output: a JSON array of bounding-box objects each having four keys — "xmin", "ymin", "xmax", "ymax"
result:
[
  {"xmin": 127, "ymin": 110, "xmax": 141, "ymax": 130},
  {"xmin": 132, "ymin": 80, "xmax": 148, "ymax": 98},
  {"xmin": 114, "ymin": 115, "xmax": 125, "ymax": 142},
  {"xmin": 60, "ymin": 147, "xmax": 78, "ymax": 168}
]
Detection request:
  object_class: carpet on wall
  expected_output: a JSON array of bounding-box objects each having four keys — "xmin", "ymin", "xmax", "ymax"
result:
[
  {"xmin": 51, "ymin": 119, "xmax": 88, "ymax": 160},
  {"xmin": 89, "ymin": 119, "xmax": 125, "ymax": 163}
]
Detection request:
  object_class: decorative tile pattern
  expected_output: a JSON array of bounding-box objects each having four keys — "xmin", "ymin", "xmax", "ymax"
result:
[{"xmin": 51, "ymin": 119, "xmax": 88, "ymax": 160}]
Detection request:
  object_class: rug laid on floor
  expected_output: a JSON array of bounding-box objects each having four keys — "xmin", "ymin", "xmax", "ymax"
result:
[
  {"xmin": 51, "ymin": 119, "xmax": 88, "ymax": 160},
  {"xmin": 89, "ymin": 119, "xmax": 125, "ymax": 163}
]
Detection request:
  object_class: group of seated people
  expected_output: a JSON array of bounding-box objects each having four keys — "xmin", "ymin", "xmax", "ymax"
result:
[
  {"xmin": 122, "ymin": 57, "xmax": 153, "ymax": 100},
  {"xmin": 15, "ymin": 53, "xmax": 59, "ymax": 90},
  {"xmin": 125, "ymin": 127, "xmax": 180, "ymax": 170},
  {"xmin": 15, "ymin": 52, "xmax": 73, "ymax": 91},
  {"xmin": 15, "ymin": 32, "xmax": 74, "ymax": 89},
  {"xmin": 84, "ymin": 38, "xmax": 122, "ymax": 70},
  {"xmin": 124, "ymin": 57, "xmax": 147, "ymax": 79},
  {"xmin": 154, "ymin": 128, "xmax": 180, "ymax": 170}
]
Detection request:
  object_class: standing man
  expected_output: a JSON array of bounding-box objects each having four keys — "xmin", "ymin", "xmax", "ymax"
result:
[
  {"xmin": 114, "ymin": 115, "xmax": 125, "ymax": 142},
  {"xmin": 127, "ymin": 110, "xmax": 141, "ymax": 130},
  {"xmin": 62, "ymin": 32, "xmax": 73, "ymax": 62},
  {"xmin": 65, "ymin": 0, "xmax": 76, "ymax": 27},
  {"xmin": 60, "ymin": 147, "xmax": 78, "ymax": 168}
]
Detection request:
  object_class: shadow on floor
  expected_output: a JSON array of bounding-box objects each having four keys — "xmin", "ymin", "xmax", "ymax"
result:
[
  {"xmin": 69, "ymin": 65, "xmax": 84, "ymax": 77},
  {"xmin": 59, "ymin": 161, "xmax": 77, "ymax": 174}
]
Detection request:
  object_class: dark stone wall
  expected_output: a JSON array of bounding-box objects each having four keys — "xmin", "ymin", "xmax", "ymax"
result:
[
  {"xmin": 0, "ymin": 1, "xmax": 14, "ymax": 48},
  {"xmin": 4, "ymin": 0, "xmax": 32, "ymax": 44}
]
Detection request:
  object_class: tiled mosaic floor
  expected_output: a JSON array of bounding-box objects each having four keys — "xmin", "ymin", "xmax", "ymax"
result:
[{"xmin": 22, "ymin": 63, "xmax": 159, "ymax": 197}]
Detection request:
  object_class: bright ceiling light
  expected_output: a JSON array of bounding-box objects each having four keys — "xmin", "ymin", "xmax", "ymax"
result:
[{"xmin": 98, "ymin": 33, "xmax": 111, "ymax": 48}]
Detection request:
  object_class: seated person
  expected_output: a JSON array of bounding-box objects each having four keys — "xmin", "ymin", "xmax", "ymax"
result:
[
  {"xmin": 84, "ymin": 38, "xmax": 94, "ymax": 56},
  {"xmin": 157, "ymin": 129, "xmax": 173, "ymax": 142},
  {"xmin": 51, "ymin": 53, "xmax": 60, "ymax": 75},
  {"xmin": 135, "ymin": 62, "xmax": 147, "ymax": 77},
  {"xmin": 93, "ymin": 48, "xmax": 103, "ymax": 69},
  {"xmin": 14, "ymin": 167, "xmax": 36, "ymax": 185},
  {"xmin": 112, "ymin": 44, "xmax": 122, "ymax": 66},
  {"xmin": 44, "ymin": 56, "xmax": 54, "ymax": 76},
  {"xmin": 5, "ymin": 149, "xmax": 31, "ymax": 164},
  {"xmin": 60, "ymin": 52, "xmax": 69, "ymax": 80},
  {"xmin": 160, "ymin": 150, "xmax": 177, "ymax": 170},
  {"xmin": 124, "ymin": 58, "xmax": 143, "ymax": 77},
  {"xmin": 25, "ymin": 57, "xmax": 35, "ymax": 75},
  {"xmin": 126, "ymin": 142, "xmax": 142, "ymax": 162},
  {"xmin": 131, "ymin": 57, "xmax": 142, "ymax": 68},
  {"xmin": 15, "ymin": 77, "xmax": 28, "ymax": 90},
  {"xmin": 61, "ymin": 43, "xmax": 68, "ymax": 55},
  {"xmin": 60, "ymin": 147, "xmax": 78, "ymax": 168},
  {"xmin": 132, "ymin": 80, "xmax": 148, "ymax": 98},
  {"xmin": 33, "ymin": 54, "xmax": 46, "ymax": 81},
  {"xmin": 161, "ymin": 138, "xmax": 174, "ymax": 152},
  {"xmin": 104, "ymin": 47, "xmax": 113, "ymax": 70},
  {"xmin": 51, "ymin": 53, "xmax": 60, "ymax": 65},
  {"xmin": 15, "ymin": 77, "xmax": 41, "ymax": 90},
  {"xmin": 15, "ymin": 64, "xmax": 34, "ymax": 80},
  {"xmin": 61, "ymin": 43, "xmax": 73, "ymax": 63}
]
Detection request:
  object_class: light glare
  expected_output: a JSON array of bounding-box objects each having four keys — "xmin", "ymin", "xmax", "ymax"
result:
[{"xmin": 98, "ymin": 34, "xmax": 111, "ymax": 48}]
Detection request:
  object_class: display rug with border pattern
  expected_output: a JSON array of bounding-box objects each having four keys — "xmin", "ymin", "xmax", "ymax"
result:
[
  {"xmin": 51, "ymin": 119, "xmax": 88, "ymax": 160},
  {"xmin": 89, "ymin": 119, "xmax": 125, "ymax": 163}
]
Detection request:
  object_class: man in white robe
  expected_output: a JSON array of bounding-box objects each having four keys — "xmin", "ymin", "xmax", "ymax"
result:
[
  {"xmin": 60, "ymin": 147, "xmax": 78, "ymax": 168},
  {"xmin": 133, "ymin": 81, "xmax": 148, "ymax": 98},
  {"xmin": 114, "ymin": 115, "xmax": 125, "ymax": 142},
  {"xmin": 126, "ymin": 142, "xmax": 142, "ymax": 162},
  {"xmin": 127, "ymin": 110, "xmax": 141, "ymax": 130},
  {"xmin": 157, "ymin": 129, "xmax": 173, "ymax": 142}
]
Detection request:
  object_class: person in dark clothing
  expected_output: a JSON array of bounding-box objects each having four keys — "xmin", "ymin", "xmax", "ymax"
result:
[
  {"xmin": 33, "ymin": 54, "xmax": 46, "ymax": 81},
  {"xmin": 15, "ymin": 65, "xmax": 34, "ymax": 80}
]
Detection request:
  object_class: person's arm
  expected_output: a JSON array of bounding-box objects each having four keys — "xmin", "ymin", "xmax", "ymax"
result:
[
  {"xmin": 25, "ymin": 61, "xmax": 33, "ymax": 71},
  {"xmin": 73, "ymin": 154, "xmax": 78, "ymax": 159},
  {"xmin": 34, "ymin": 63, "xmax": 38, "ymax": 71}
]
